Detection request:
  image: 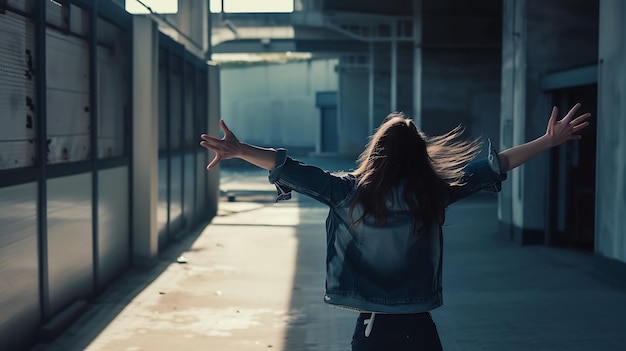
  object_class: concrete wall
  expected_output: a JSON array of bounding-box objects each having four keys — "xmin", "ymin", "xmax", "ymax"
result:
[
  {"xmin": 372, "ymin": 42, "xmax": 392, "ymax": 127},
  {"xmin": 421, "ymin": 0, "xmax": 502, "ymax": 149},
  {"xmin": 338, "ymin": 67, "xmax": 369, "ymax": 156},
  {"xmin": 597, "ymin": 0, "xmax": 626, "ymax": 263},
  {"xmin": 499, "ymin": 0, "xmax": 598, "ymax": 244},
  {"xmin": 422, "ymin": 52, "xmax": 501, "ymax": 143},
  {"xmin": 219, "ymin": 59, "xmax": 338, "ymax": 154},
  {"xmin": 162, "ymin": 0, "xmax": 208, "ymax": 58}
]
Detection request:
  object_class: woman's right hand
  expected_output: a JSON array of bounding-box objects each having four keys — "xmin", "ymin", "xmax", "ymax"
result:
[
  {"xmin": 497, "ymin": 103, "xmax": 592, "ymax": 172},
  {"xmin": 544, "ymin": 103, "xmax": 591, "ymax": 148}
]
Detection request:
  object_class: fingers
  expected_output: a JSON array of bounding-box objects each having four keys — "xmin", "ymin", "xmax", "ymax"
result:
[
  {"xmin": 199, "ymin": 140, "xmax": 216, "ymax": 151},
  {"xmin": 200, "ymin": 131, "xmax": 227, "ymax": 170},
  {"xmin": 549, "ymin": 106, "xmax": 558, "ymax": 126},
  {"xmin": 220, "ymin": 119, "xmax": 233, "ymax": 136},
  {"xmin": 200, "ymin": 133, "xmax": 224, "ymax": 152},
  {"xmin": 200, "ymin": 133, "xmax": 219, "ymax": 143},
  {"xmin": 572, "ymin": 121, "xmax": 590, "ymax": 133},
  {"xmin": 569, "ymin": 112, "xmax": 592, "ymax": 126},
  {"xmin": 206, "ymin": 154, "xmax": 221, "ymax": 170},
  {"xmin": 567, "ymin": 110, "xmax": 592, "ymax": 136},
  {"xmin": 200, "ymin": 129, "xmax": 229, "ymax": 170},
  {"xmin": 200, "ymin": 139, "xmax": 222, "ymax": 169},
  {"xmin": 561, "ymin": 103, "xmax": 581, "ymax": 123}
]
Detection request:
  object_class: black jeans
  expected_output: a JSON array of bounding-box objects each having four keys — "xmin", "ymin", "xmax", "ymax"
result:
[{"xmin": 351, "ymin": 312, "xmax": 443, "ymax": 351}]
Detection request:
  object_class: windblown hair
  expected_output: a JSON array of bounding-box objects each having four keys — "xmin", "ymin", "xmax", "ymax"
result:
[{"xmin": 350, "ymin": 112, "xmax": 482, "ymax": 233}]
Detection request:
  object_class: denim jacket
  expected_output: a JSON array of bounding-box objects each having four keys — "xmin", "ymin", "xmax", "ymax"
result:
[{"xmin": 268, "ymin": 140, "xmax": 507, "ymax": 314}]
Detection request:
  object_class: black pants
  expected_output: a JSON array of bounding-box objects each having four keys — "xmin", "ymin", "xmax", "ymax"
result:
[{"xmin": 351, "ymin": 312, "xmax": 443, "ymax": 351}]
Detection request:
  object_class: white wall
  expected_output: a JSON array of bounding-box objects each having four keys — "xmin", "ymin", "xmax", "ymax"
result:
[
  {"xmin": 597, "ymin": 0, "xmax": 626, "ymax": 263},
  {"xmin": 220, "ymin": 59, "xmax": 339, "ymax": 154}
]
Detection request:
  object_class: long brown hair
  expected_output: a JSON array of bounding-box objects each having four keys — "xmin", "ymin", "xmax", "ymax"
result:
[{"xmin": 350, "ymin": 113, "xmax": 481, "ymax": 233}]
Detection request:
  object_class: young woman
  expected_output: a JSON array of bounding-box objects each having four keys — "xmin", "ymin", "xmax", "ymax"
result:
[{"xmin": 200, "ymin": 103, "xmax": 590, "ymax": 351}]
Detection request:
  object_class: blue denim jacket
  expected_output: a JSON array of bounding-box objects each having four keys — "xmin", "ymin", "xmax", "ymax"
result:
[{"xmin": 268, "ymin": 140, "xmax": 507, "ymax": 313}]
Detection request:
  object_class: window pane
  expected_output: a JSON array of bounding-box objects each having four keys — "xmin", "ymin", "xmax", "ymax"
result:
[
  {"xmin": 169, "ymin": 55, "xmax": 182, "ymax": 150},
  {"xmin": 184, "ymin": 62, "xmax": 194, "ymax": 148},
  {"xmin": 97, "ymin": 18, "xmax": 129, "ymax": 159},
  {"xmin": 46, "ymin": 27, "xmax": 90, "ymax": 164},
  {"xmin": 158, "ymin": 48, "xmax": 168, "ymax": 152},
  {"xmin": 0, "ymin": 11, "xmax": 36, "ymax": 170}
]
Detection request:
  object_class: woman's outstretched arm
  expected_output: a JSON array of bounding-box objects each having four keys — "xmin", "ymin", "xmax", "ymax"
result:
[
  {"xmin": 200, "ymin": 119, "xmax": 277, "ymax": 170},
  {"xmin": 497, "ymin": 103, "xmax": 591, "ymax": 172}
]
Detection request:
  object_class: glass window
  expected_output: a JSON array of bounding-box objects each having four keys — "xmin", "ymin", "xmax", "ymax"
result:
[
  {"xmin": 97, "ymin": 18, "xmax": 129, "ymax": 159},
  {"xmin": 184, "ymin": 62, "xmax": 195, "ymax": 148},
  {"xmin": 46, "ymin": 2, "xmax": 89, "ymax": 37},
  {"xmin": 0, "ymin": 11, "xmax": 36, "ymax": 170},
  {"xmin": 45, "ymin": 25, "xmax": 91, "ymax": 164},
  {"xmin": 158, "ymin": 48, "xmax": 168, "ymax": 152},
  {"xmin": 169, "ymin": 55, "xmax": 182, "ymax": 150}
]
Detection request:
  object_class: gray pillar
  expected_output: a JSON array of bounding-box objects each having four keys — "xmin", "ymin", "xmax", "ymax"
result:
[
  {"xmin": 510, "ymin": 0, "xmax": 527, "ymax": 233},
  {"xmin": 131, "ymin": 16, "xmax": 159, "ymax": 265},
  {"xmin": 206, "ymin": 63, "xmax": 221, "ymax": 217},
  {"xmin": 391, "ymin": 28, "xmax": 398, "ymax": 112},
  {"xmin": 369, "ymin": 42, "xmax": 375, "ymax": 134},
  {"xmin": 413, "ymin": 0, "xmax": 422, "ymax": 127},
  {"xmin": 597, "ymin": 0, "xmax": 626, "ymax": 263},
  {"xmin": 499, "ymin": 0, "xmax": 527, "ymax": 242}
]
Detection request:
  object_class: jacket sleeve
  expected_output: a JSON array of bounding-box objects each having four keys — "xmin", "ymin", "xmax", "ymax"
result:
[
  {"xmin": 268, "ymin": 149, "xmax": 355, "ymax": 207},
  {"xmin": 447, "ymin": 139, "xmax": 508, "ymax": 204}
]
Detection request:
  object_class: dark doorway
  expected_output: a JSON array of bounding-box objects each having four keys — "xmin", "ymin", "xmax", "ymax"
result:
[
  {"xmin": 546, "ymin": 84, "xmax": 597, "ymax": 250},
  {"xmin": 316, "ymin": 91, "xmax": 339, "ymax": 153},
  {"xmin": 321, "ymin": 107, "xmax": 338, "ymax": 153}
]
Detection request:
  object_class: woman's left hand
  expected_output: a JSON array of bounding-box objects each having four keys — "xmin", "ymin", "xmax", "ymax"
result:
[{"xmin": 200, "ymin": 119, "xmax": 242, "ymax": 170}]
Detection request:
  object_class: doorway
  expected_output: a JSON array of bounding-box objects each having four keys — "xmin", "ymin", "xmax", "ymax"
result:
[
  {"xmin": 321, "ymin": 107, "xmax": 338, "ymax": 153},
  {"xmin": 316, "ymin": 91, "xmax": 339, "ymax": 154},
  {"xmin": 546, "ymin": 84, "xmax": 597, "ymax": 250}
]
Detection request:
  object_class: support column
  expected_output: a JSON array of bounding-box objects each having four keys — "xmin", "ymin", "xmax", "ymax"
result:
[
  {"xmin": 206, "ymin": 63, "xmax": 221, "ymax": 217},
  {"xmin": 596, "ymin": 0, "xmax": 626, "ymax": 264},
  {"xmin": 413, "ymin": 0, "xmax": 422, "ymax": 126},
  {"xmin": 132, "ymin": 16, "xmax": 159, "ymax": 265},
  {"xmin": 499, "ymin": 0, "xmax": 528, "ymax": 242},
  {"xmin": 368, "ymin": 42, "xmax": 375, "ymax": 135},
  {"xmin": 391, "ymin": 21, "xmax": 398, "ymax": 112}
]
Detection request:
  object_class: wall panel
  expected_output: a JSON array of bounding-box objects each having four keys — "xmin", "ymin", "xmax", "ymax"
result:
[
  {"xmin": 0, "ymin": 11, "xmax": 36, "ymax": 170},
  {"xmin": 169, "ymin": 154, "xmax": 183, "ymax": 232},
  {"xmin": 97, "ymin": 166, "xmax": 129, "ymax": 288},
  {"xmin": 157, "ymin": 157, "xmax": 168, "ymax": 247},
  {"xmin": 0, "ymin": 183, "xmax": 40, "ymax": 350},
  {"xmin": 45, "ymin": 30, "xmax": 91, "ymax": 164},
  {"xmin": 196, "ymin": 152, "xmax": 208, "ymax": 218},
  {"xmin": 47, "ymin": 173, "xmax": 93, "ymax": 316},
  {"xmin": 597, "ymin": 0, "xmax": 626, "ymax": 262},
  {"xmin": 184, "ymin": 151, "xmax": 195, "ymax": 225}
]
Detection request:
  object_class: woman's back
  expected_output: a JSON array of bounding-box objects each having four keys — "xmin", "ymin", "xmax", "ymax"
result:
[{"xmin": 325, "ymin": 178, "xmax": 444, "ymax": 313}]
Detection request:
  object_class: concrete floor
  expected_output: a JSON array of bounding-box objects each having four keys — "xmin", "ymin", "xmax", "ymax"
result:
[{"xmin": 31, "ymin": 160, "xmax": 626, "ymax": 350}]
